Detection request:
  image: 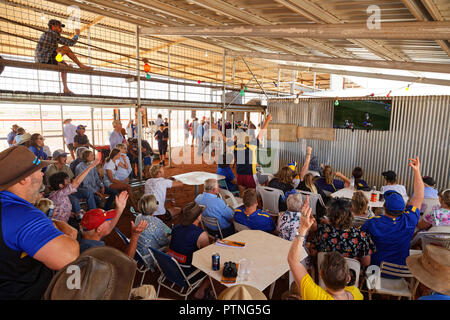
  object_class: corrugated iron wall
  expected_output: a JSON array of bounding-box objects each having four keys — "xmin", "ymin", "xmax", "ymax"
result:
[{"xmin": 267, "ymin": 96, "xmax": 450, "ymax": 194}]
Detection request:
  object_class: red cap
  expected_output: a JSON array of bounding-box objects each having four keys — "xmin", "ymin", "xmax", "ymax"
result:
[{"xmin": 81, "ymin": 209, "xmax": 116, "ymax": 231}]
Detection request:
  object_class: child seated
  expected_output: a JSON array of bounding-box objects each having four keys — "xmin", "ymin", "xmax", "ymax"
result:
[{"xmin": 48, "ymin": 159, "xmax": 99, "ymax": 223}]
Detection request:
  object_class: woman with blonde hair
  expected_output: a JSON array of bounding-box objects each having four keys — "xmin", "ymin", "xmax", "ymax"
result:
[
  {"xmin": 104, "ymin": 148, "xmax": 138, "ymax": 209},
  {"xmin": 297, "ymin": 173, "xmax": 329, "ymax": 219},
  {"xmin": 351, "ymin": 191, "xmax": 374, "ymax": 218},
  {"xmin": 315, "ymin": 165, "xmax": 351, "ymax": 193},
  {"xmin": 135, "ymin": 194, "xmax": 172, "ymax": 270}
]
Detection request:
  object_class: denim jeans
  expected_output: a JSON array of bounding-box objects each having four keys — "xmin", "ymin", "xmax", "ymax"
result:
[
  {"xmin": 94, "ymin": 186, "xmax": 118, "ymax": 211},
  {"xmin": 69, "ymin": 187, "xmax": 97, "ymax": 212}
]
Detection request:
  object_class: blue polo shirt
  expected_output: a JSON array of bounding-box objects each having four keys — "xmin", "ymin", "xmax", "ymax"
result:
[
  {"xmin": 195, "ymin": 192, "xmax": 234, "ymax": 231},
  {"xmin": 0, "ymin": 191, "xmax": 63, "ymax": 257},
  {"xmin": 234, "ymin": 206, "xmax": 275, "ymax": 233},
  {"xmin": 361, "ymin": 205, "xmax": 420, "ymax": 266}
]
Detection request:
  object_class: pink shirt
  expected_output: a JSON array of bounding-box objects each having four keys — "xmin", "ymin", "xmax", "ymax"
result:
[{"xmin": 49, "ymin": 184, "xmax": 77, "ymax": 222}]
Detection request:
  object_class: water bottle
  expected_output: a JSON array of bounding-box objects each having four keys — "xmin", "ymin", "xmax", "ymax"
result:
[{"xmin": 350, "ymin": 177, "xmax": 355, "ymax": 189}]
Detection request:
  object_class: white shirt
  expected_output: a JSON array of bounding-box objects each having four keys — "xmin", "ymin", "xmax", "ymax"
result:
[
  {"xmin": 63, "ymin": 123, "xmax": 77, "ymax": 145},
  {"xmin": 103, "ymin": 159, "xmax": 119, "ymax": 187},
  {"xmin": 144, "ymin": 177, "xmax": 173, "ymax": 216},
  {"xmin": 155, "ymin": 118, "xmax": 164, "ymax": 127},
  {"xmin": 381, "ymin": 184, "xmax": 408, "ymax": 197},
  {"xmin": 115, "ymin": 153, "xmax": 132, "ymax": 181}
]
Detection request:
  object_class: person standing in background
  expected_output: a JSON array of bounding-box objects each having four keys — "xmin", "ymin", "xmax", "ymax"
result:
[
  {"xmin": 7, "ymin": 124, "xmax": 19, "ymax": 147},
  {"xmin": 63, "ymin": 119, "xmax": 77, "ymax": 160}
]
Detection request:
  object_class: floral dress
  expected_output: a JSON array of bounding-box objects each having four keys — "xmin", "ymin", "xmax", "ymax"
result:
[
  {"xmin": 423, "ymin": 207, "xmax": 450, "ymax": 227},
  {"xmin": 49, "ymin": 184, "xmax": 76, "ymax": 222},
  {"xmin": 277, "ymin": 211, "xmax": 301, "ymax": 241},
  {"xmin": 311, "ymin": 223, "xmax": 376, "ymax": 260}
]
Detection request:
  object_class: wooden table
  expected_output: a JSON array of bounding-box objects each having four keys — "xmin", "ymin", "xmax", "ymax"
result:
[
  {"xmin": 331, "ymin": 188, "xmax": 384, "ymax": 208},
  {"xmin": 192, "ymin": 229, "xmax": 307, "ymax": 299},
  {"xmin": 172, "ymin": 171, "xmax": 225, "ymax": 195}
]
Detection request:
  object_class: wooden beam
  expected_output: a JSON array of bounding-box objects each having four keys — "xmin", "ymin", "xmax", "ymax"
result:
[
  {"xmin": 228, "ymin": 51, "xmax": 450, "ymax": 74},
  {"xmin": 141, "ymin": 22, "xmax": 450, "ymax": 40},
  {"xmin": 279, "ymin": 65, "xmax": 450, "ymax": 87},
  {"xmin": 69, "ymin": 15, "xmax": 104, "ymax": 38}
]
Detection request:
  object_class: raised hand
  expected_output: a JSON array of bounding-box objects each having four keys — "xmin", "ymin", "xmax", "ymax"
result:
[
  {"xmin": 115, "ymin": 191, "xmax": 129, "ymax": 212},
  {"xmin": 306, "ymin": 146, "xmax": 312, "ymax": 155},
  {"xmin": 408, "ymin": 157, "xmax": 420, "ymax": 171},
  {"xmin": 299, "ymin": 196, "xmax": 314, "ymax": 233},
  {"xmin": 131, "ymin": 220, "xmax": 148, "ymax": 236}
]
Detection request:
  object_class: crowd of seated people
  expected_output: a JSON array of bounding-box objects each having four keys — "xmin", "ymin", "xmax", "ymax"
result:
[{"xmin": 1, "ymin": 115, "xmax": 449, "ymax": 301}]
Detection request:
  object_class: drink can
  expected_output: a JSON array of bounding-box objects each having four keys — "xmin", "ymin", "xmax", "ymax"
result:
[
  {"xmin": 371, "ymin": 192, "xmax": 377, "ymax": 202},
  {"xmin": 212, "ymin": 253, "xmax": 220, "ymax": 271}
]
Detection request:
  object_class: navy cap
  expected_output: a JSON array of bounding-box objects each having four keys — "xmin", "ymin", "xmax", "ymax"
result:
[
  {"xmin": 48, "ymin": 19, "xmax": 65, "ymax": 28},
  {"xmin": 77, "ymin": 125, "xmax": 86, "ymax": 131},
  {"xmin": 384, "ymin": 190, "xmax": 405, "ymax": 214},
  {"xmin": 422, "ymin": 176, "xmax": 436, "ymax": 186}
]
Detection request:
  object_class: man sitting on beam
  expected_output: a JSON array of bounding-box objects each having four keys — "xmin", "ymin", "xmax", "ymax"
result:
[{"xmin": 35, "ymin": 19, "xmax": 92, "ymax": 95}]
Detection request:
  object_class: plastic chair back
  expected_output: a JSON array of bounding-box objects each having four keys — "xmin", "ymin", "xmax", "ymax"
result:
[
  {"xmin": 317, "ymin": 252, "xmax": 361, "ymax": 289},
  {"xmin": 233, "ymin": 220, "xmax": 250, "ymax": 232},
  {"xmin": 421, "ymin": 232, "xmax": 450, "ymax": 250},
  {"xmin": 218, "ymin": 188, "xmax": 243, "ymax": 209},
  {"xmin": 298, "ymin": 191, "xmax": 320, "ymax": 217},
  {"xmin": 256, "ymin": 186, "xmax": 284, "ymax": 215}
]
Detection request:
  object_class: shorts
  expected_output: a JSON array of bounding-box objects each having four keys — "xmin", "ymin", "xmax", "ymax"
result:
[
  {"xmin": 237, "ymin": 174, "xmax": 256, "ymax": 189},
  {"xmin": 144, "ymin": 156, "xmax": 152, "ymax": 166},
  {"xmin": 42, "ymin": 51, "xmax": 58, "ymax": 65},
  {"xmin": 158, "ymin": 141, "xmax": 168, "ymax": 155},
  {"xmin": 67, "ymin": 143, "xmax": 74, "ymax": 152}
]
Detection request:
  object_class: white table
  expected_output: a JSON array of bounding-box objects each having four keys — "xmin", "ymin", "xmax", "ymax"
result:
[
  {"xmin": 172, "ymin": 171, "xmax": 225, "ymax": 195},
  {"xmin": 331, "ymin": 188, "xmax": 384, "ymax": 208},
  {"xmin": 192, "ymin": 230, "xmax": 307, "ymax": 299}
]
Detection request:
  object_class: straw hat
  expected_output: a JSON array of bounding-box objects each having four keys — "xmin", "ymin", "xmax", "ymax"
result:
[
  {"xmin": 17, "ymin": 133, "xmax": 31, "ymax": 145},
  {"xmin": 218, "ymin": 285, "xmax": 267, "ymax": 300},
  {"xmin": 406, "ymin": 244, "xmax": 450, "ymax": 295},
  {"xmin": 43, "ymin": 246, "xmax": 137, "ymax": 300}
]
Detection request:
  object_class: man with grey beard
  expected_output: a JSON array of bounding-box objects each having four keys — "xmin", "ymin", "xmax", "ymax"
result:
[{"xmin": 0, "ymin": 146, "xmax": 79, "ymax": 299}]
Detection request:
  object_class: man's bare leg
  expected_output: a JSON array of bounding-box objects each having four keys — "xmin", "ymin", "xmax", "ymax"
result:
[
  {"xmin": 59, "ymin": 65, "xmax": 73, "ymax": 95},
  {"xmin": 59, "ymin": 46, "xmax": 92, "ymax": 70}
]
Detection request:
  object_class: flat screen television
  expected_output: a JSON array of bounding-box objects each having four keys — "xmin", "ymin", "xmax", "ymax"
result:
[{"xmin": 333, "ymin": 99, "xmax": 392, "ymax": 131}]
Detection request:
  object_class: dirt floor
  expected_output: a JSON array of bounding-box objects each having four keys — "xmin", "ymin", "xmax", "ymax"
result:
[{"xmin": 102, "ymin": 145, "xmax": 291, "ymax": 300}]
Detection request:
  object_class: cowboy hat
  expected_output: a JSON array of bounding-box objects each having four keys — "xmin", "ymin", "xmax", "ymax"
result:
[
  {"xmin": 406, "ymin": 244, "xmax": 450, "ymax": 295},
  {"xmin": 17, "ymin": 133, "xmax": 32, "ymax": 145},
  {"xmin": 218, "ymin": 284, "xmax": 267, "ymax": 300},
  {"xmin": 43, "ymin": 246, "xmax": 137, "ymax": 300},
  {"xmin": 0, "ymin": 146, "xmax": 54, "ymax": 191}
]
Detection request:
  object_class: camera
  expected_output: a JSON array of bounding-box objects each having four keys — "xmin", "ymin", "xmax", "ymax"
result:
[{"xmin": 223, "ymin": 261, "xmax": 238, "ymax": 278}]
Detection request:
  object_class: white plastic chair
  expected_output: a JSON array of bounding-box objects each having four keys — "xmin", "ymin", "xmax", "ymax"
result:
[
  {"xmin": 365, "ymin": 262, "xmax": 418, "ymax": 300},
  {"xmin": 411, "ymin": 231, "xmax": 450, "ymax": 249},
  {"xmin": 419, "ymin": 198, "xmax": 441, "ymax": 217},
  {"xmin": 298, "ymin": 191, "xmax": 326, "ymax": 217},
  {"xmin": 352, "ymin": 216, "xmax": 369, "ymax": 228},
  {"xmin": 307, "ymin": 170, "xmax": 321, "ymax": 177},
  {"xmin": 233, "ymin": 220, "xmax": 250, "ymax": 232},
  {"xmin": 256, "ymin": 185, "xmax": 284, "ymax": 216},
  {"xmin": 317, "ymin": 252, "xmax": 361, "ymax": 289},
  {"xmin": 218, "ymin": 188, "xmax": 243, "ymax": 209}
]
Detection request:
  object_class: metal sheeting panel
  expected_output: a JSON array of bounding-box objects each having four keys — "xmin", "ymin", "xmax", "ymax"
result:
[{"xmin": 268, "ymin": 96, "xmax": 450, "ymax": 194}]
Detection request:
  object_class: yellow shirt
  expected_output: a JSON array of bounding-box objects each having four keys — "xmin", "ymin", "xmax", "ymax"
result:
[{"xmin": 300, "ymin": 274, "xmax": 364, "ymax": 300}]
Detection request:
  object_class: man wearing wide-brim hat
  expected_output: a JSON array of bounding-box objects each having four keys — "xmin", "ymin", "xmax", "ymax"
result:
[
  {"xmin": 407, "ymin": 244, "xmax": 450, "ymax": 300},
  {"xmin": 0, "ymin": 146, "xmax": 80, "ymax": 299}
]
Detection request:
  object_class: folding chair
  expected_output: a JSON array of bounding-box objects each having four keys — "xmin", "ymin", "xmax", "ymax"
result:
[
  {"xmin": 200, "ymin": 215, "xmax": 224, "ymax": 240},
  {"xmin": 317, "ymin": 252, "xmax": 361, "ymax": 289},
  {"xmin": 256, "ymin": 185, "xmax": 284, "ymax": 216},
  {"xmin": 149, "ymin": 247, "xmax": 215, "ymax": 300},
  {"xmin": 365, "ymin": 262, "xmax": 418, "ymax": 300},
  {"xmin": 114, "ymin": 227, "xmax": 152, "ymax": 287},
  {"xmin": 218, "ymin": 188, "xmax": 243, "ymax": 210}
]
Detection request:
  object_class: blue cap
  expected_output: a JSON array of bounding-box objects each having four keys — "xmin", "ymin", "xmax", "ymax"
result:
[
  {"xmin": 384, "ymin": 190, "xmax": 405, "ymax": 214},
  {"xmin": 77, "ymin": 125, "xmax": 86, "ymax": 131}
]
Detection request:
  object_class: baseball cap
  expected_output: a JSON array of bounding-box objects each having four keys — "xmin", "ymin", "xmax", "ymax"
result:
[
  {"xmin": 383, "ymin": 190, "xmax": 405, "ymax": 214},
  {"xmin": 81, "ymin": 209, "xmax": 117, "ymax": 231},
  {"xmin": 382, "ymin": 170, "xmax": 397, "ymax": 181},
  {"xmin": 48, "ymin": 19, "xmax": 65, "ymax": 28},
  {"xmin": 422, "ymin": 176, "xmax": 436, "ymax": 186},
  {"xmin": 77, "ymin": 125, "xmax": 86, "ymax": 131},
  {"xmin": 52, "ymin": 149, "xmax": 69, "ymax": 159}
]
